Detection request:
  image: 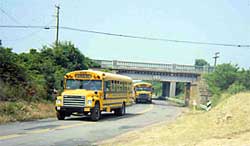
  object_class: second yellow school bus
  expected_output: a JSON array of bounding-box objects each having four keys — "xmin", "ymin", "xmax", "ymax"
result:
[
  {"xmin": 55, "ymin": 70, "xmax": 133, "ymax": 121},
  {"xmin": 133, "ymin": 82, "xmax": 153, "ymax": 103}
]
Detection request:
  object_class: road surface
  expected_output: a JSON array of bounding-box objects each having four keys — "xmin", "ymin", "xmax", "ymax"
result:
[{"xmin": 0, "ymin": 100, "xmax": 183, "ymax": 146}]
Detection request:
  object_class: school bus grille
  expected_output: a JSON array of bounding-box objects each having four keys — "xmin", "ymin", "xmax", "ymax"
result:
[
  {"xmin": 139, "ymin": 94, "xmax": 149, "ymax": 99},
  {"xmin": 63, "ymin": 95, "xmax": 85, "ymax": 107}
]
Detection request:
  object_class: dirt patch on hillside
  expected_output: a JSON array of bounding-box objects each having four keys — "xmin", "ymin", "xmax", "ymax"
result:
[{"xmin": 100, "ymin": 92, "xmax": 250, "ymax": 146}]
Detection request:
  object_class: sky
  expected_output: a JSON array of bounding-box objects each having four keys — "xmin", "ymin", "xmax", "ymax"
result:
[{"xmin": 1, "ymin": 0, "xmax": 250, "ymax": 68}]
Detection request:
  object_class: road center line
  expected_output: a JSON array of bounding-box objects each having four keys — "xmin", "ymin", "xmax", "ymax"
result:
[
  {"xmin": 0, "ymin": 134, "xmax": 22, "ymax": 140},
  {"xmin": 26, "ymin": 128, "xmax": 52, "ymax": 134},
  {"xmin": 54, "ymin": 122, "xmax": 92, "ymax": 130},
  {"xmin": 136, "ymin": 104, "xmax": 154, "ymax": 114},
  {"xmin": 0, "ymin": 122, "xmax": 93, "ymax": 141}
]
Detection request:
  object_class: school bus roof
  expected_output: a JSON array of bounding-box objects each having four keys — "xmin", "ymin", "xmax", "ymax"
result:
[
  {"xmin": 133, "ymin": 82, "xmax": 152, "ymax": 87},
  {"xmin": 65, "ymin": 70, "xmax": 132, "ymax": 82}
]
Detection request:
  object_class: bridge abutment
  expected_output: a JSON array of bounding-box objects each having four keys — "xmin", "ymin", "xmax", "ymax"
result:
[
  {"xmin": 170, "ymin": 81, "xmax": 176, "ymax": 97},
  {"xmin": 184, "ymin": 82, "xmax": 191, "ymax": 106}
]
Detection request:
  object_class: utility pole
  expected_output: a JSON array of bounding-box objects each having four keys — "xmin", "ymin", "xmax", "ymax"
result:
[
  {"xmin": 55, "ymin": 5, "xmax": 60, "ymax": 46},
  {"xmin": 213, "ymin": 52, "xmax": 220, "ymax": 67}
]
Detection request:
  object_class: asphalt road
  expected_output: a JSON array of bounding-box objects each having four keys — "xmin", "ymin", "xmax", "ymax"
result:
[{"xmin": 0, "ymin": 100, "xmax": 184, "ymax": 146}]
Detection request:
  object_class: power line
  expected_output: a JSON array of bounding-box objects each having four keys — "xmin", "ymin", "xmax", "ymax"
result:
[
  {"xmin": 60, "ymin": 26, "xmax": 250, "ymax": 48},
  {"xmin": 1, "ymin": 25, "xmax": 250, "ymax": 48},
  {"xmin": 0, "ymin": 7, "xmax": 20, "ymax": 24},
  {"xmin": 1, "ymin": 19, "xmax": 54, "ymax": 42},
  {"xmin": 0, "ymin": 7, "xmax": 54, "ymax": 44},
  {"xmin": 0, "ymin": 25, "xmax": 50, "ymax": 29},
  {"xmin": 0, "ymin": 19, "xmax": 54, "ymax": 41}
]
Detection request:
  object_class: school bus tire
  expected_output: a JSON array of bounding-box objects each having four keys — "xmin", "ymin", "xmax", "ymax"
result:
[
  {"xmin": 148, "ymin": 98, "xmax": 152, "ymax": 104},
  {"xmin": 135, "ymin": 99, "xmax": 139, "ymax": 104},
  {"xmin": 57, "ymin": 111, "xmax": 65, "ymax": 120},
  {"xmin": 115, "ymin": 102, "xmax": 126, "ymax": 116},
  {"xmin": 90, "ymin": 102, "xmax": 101, "ymax": 121}
]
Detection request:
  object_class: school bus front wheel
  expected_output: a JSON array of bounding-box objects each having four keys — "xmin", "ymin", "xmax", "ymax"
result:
[
  {"xmin": 57, "ymin": 111, "xmax": 66, "ymax": 120},
  {"xmin": 90, "ymin": 102, "xmax": 101, "ymax": 121}
]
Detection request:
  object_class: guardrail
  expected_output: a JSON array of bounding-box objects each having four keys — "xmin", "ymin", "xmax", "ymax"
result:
[
  {"xmin": 167, "ymin": 97, "xmax": 185, "ymax": 105},
  {"xmin": 93, "ymin": 59, "xmax": 214, "ymax": 74},
  {"xmin": 199, "ymin": 101, "xmax": 212, "ymax": 111}
]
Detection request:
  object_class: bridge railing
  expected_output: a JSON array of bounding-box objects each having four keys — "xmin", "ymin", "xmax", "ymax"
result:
[{"xmin": 93, "ymin": 59, "xmax": 214, "ymax": 74}]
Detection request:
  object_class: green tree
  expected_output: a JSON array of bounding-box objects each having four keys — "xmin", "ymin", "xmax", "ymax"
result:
[
  {"xmin": 0, "ymin": 47, "xmax": 27, "ymax": 84},
  {"xmin": 238, "ymin": 69, "xmax": 250, "ymax": 90},
  {"xmin": 0, "ymin": 47, "xmax": 29, "ymax": 101},
  {"xmin": 205, "ymin": 63, "xmax": 239, "ymax": 93},
  {"xmin": 227, "ymin": 82, "xmax": 246, "ymax": 94},
  {"xmin": 50, "ymin": 42, "xmax": 89, "ymax": 71},
  {"xmin": 195, "ymin": 59, "xmax": 209, "ymax": 66},
  {"xmin": 0, "ymin": 41, "xmax": 99, "ymax": 101}
]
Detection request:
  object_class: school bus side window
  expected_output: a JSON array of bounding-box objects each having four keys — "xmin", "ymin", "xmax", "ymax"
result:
[
  {"xmin": 116, "ymin": 81, "xmax": 119, "ymax": 92},
  {"xmin": 117, "ymin": 81, "xmax": 119, "ymax": 92},
  {"xmin": 115, "ymin": 81, "xmax": 119, "ymax": 92},
  {"xmin": 120, "ymin": 82, "xmax": 122, "ymax": 92},
  {"xmin": 122, "ymin": 82, "xmax": 125, "ymax": 92},
  {"xmin": 105, "ymin": 81, "xmax": 111, "ymax": 92},
  {"xmin": 112, "ymin": 80, "xmax": 116, "ymax": 92}
]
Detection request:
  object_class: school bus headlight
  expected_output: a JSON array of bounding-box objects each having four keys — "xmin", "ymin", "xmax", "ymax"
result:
[
  {"xmin": 87, "ymin": 100, "xmax": 92, "ymax": 105},
  {"xmin": 56, "ymin": 99, "xmax": 62, "ymax": 105}
]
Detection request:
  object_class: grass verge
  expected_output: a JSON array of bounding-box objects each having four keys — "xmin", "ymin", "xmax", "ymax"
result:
[
  {"xmin": 100, "ymin": 92, "xmax": 250, "ymax": 146},
  {"xmin": 0, "ymin": 101, "xmax": 55, "ymax": 124}
]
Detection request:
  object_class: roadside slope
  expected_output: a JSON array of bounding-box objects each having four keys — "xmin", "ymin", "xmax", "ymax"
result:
[
  {"xmin": 0, "ymin": 101, "xmax": 55, "ymax": 124},
  {"xmin": 100, "ymin": 92, "xmax": 250, "ymax": 146}
]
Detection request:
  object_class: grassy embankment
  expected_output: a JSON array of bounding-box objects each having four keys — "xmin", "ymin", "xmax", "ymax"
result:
[
  {"xmin": 100, "ymin": 92, "xmax": 250, "ymax": 146},
  {"xmin": 0, "ymin": 101, "xmax": 55, "ymax": 124}
]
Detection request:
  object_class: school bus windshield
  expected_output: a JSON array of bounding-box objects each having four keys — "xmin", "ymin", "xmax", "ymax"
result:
[
  {"xmin": 66, "ymin": 79, "xmax": 102, "ymax": 90},
  {"xmin": 135, "ymin": 87, "xmax": 152, "ymax": 92}
]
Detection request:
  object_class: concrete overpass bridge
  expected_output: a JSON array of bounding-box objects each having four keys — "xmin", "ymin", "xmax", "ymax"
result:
[{"xmin": 92, "ymin": 59, "xmax": 213, "ymax": 105}]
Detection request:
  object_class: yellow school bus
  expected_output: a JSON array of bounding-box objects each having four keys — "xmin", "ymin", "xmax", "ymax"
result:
[
  {"xmin": 133, "ymin": 82, "xmax": 153, "ymax": 103},
  {"xmin": 55, "ymin": 70, "xmax": 133, "ymax": 121}
]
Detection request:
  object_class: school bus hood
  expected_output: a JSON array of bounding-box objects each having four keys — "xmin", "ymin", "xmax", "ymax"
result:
[
  {"xmin": 61, "ymin": 89, "xmax": 97, "ymax": 97},
  {"xmin": 136, "ymin": 91, "xmax": 151, "ymax": 95}
]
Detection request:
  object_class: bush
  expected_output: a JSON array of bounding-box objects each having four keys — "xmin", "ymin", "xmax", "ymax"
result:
[
  {"xmin": 205, "ymin": 64, "xmax": 239, "ymax": 91},
  {"xmin": 0, "ymin": 41, "xmax": 97, "ymax": 102},
  {"xmin": 0, "ymin": 81, "xmax": 27, "ymax": 101},
  {"xmin": 204, "ymin": 63, "xmax": 250, "ymax": 107},
  {"xmin": 227, "ymin": 83, "xmax": 246, "ymax": 95},
  {"xmin": 207, "ymin": 84, "xmax": 221, "ymax": 95},
  {"xmin": 0, "ymin": 101, "xmax": 55, "ymax": 123}
]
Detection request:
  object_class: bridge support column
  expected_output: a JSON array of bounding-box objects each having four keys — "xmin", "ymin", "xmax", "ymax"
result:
[
  {"xmin": 162, "ymin": 82, "xmax": 170, "ymax": 98},
  {"xmin": 169, "ymin": 81, "xmax": 176, "ymax": 97},
  {"xmin": 184, "ymin": 82, "xmax": 191, "ymax": 106}
]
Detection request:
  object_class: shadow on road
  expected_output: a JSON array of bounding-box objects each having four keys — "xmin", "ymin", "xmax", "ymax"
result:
[
  {"xmin": 64, "ymin": 112, "xmax": 141, "ymax": 122},
  {"xmin": 152, "ymin": 101, "xmax": 185, "ymax": 107},
  {"xmin": 101, "ymin": 113, "xmax": 141, "ymax": 122}
]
